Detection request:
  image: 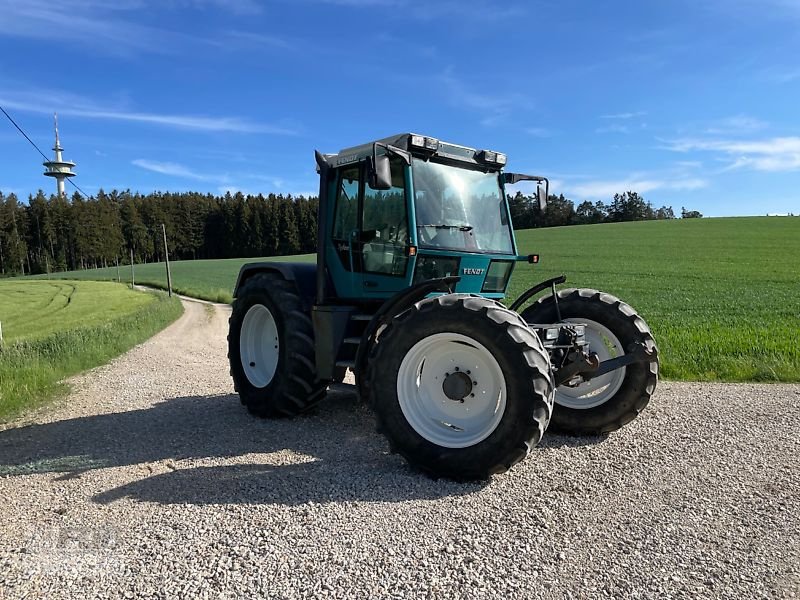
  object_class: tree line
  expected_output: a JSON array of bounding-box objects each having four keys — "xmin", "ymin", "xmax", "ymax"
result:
[
  {"xmin": 0, "ymin": 190, "xmax": 318, "ymax": 276},
  {"xmin": 0, "ymin": 187, "xmax": 701, "ymax": 276},
  {"xmin": 509, "ymin": 190, "xmax": 702, "ymax": 229}
]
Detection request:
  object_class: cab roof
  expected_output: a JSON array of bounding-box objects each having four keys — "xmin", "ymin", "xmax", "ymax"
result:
[{"xmin": 327, "ymin": 133, "xmax": 505, "ymax": 171}]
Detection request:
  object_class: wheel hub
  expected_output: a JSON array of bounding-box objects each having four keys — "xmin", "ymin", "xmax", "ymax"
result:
[
  {"xmin": 396, "ymin": 333, "xmax": 507, "ymax": 449},
  {"xmin": 442, "ymin": 371, "xmax": 473, "ymax": 401}
]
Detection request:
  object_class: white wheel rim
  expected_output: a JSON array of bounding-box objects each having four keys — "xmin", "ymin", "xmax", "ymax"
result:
[
  {"xmin": 556, "ymin": 317, "xmax": 626, "ymax": 409},
  {"xmin": 240, "ymin": 304, "xmax": 280, "ymax": 388},
  {"xmin": 397, "ymin": 333, "xmax": 507, "ymax": 448}
]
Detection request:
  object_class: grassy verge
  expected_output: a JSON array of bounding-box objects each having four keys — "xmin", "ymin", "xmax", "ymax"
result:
[{"xmin": 0, "ymin": 283, "xmax": 183, "ymax": 422}]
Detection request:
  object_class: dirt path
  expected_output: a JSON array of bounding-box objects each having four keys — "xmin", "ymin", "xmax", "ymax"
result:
[{"xmin": 1, "ymin": 298, "xmax": 798, "ymax": 599}]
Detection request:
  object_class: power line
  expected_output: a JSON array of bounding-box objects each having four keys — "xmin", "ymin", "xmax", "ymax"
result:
[
  {"xmin": 0, "ymin": 104, "xmax": 92, "ymax": 199},
  {"xmin": 0, "ymin": 104, "xmax": 49, "ymax": 161}
]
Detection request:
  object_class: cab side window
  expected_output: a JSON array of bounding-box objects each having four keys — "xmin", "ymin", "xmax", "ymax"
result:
[
  {"xmin": 362, "ymin": 158, "xmax": 409, "ymax": 276},
  {"xmin": 333, "ymin": 166, "xmax": 360, "ymax": 240},
  {"xmin": 332, "ymin": 166, "xmax": 360, "ymax": 271}
]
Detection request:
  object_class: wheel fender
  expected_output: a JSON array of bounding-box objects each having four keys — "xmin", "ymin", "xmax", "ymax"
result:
[
  {"xmin": 354, "ymin": 276, "xmax": 460, "ymax": 398},
  {"xmin": 233, "ymin": 262, "xmax": 319, "ymax": 310}
]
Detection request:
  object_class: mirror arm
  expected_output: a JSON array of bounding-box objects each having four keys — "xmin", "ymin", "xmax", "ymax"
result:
[
  {"xmin": 503, "ymin": 172, "xmax": 547, "ymax": 185},
  {"xmin": 373, "ymin": 142, "xmax": 412, "ymax": 166},
  {"xmin": 502, "ymin": 172, "xmax": 549, "ymax": 209}
]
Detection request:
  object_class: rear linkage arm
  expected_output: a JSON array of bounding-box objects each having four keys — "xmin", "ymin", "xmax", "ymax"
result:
[
  {"xmin": 513, "ymin": 274, "xmax": 656, "ymax": 386},
  {"xmin": 553, "ymin": 343, "xmax": 656, "ymax": 387}
]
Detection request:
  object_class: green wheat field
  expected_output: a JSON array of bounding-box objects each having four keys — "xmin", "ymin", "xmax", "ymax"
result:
[
  {"xmin": 29, "ymin": 216, "xmax": 800, "ymax": 383},
  {"xmin": 0, "ymin": 281, "xmax": 182, "ymax": 420}
]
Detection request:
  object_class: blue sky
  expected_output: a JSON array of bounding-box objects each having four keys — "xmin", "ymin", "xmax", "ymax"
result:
[{"xmin": 1, "ymin": 0, "xmax": 799, "ymax": 216}]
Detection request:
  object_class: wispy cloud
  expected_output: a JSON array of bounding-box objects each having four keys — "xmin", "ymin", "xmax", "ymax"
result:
[
  {"xmin": 133, "ymin": 159, "xmax": 224, "ymax": 182},
  {"xmin": 0, "ymin": 0, "xmax": 197, "ymax": 56},
  {"xmin": 312, "ymin": 0, "xmax": 401, "ymax": 5},
  {"xmin": 662, "ymin": 136, "xmax": 800, "ymax": 172},
  {"xmin": 297, "ymin": 0, "xmax": 525, "ymax": 21},
  {"xmin": 133, "ymin": 159, "xmax": 319, "ymax": 196},
  {"xmin": 596, "ymin": 124, "xmax": 631, "ymax": 134},
  {"xmin": 0, "ymin": 87, "xmax": 298, "ymax": 135},
  {"xmin": 524, "ymin": 127, "xmax": 551, "ymax": 137},
  {"xmin": 703, "ymin": 115, "xmax": 768, "ymax": 135},
  {"xmin": 600, "ymin": 111, "xmax": 647, "ymax": 120},
  {"xmin": 439, "ymin": 68, "xmax": 534, "ymax": 127},
  {"xmin": 221, "ymin": 30, "xmax": 295, "ymax": 50},
  {"xmin": 567, "ymin": 176, "xmax": 707, "ymax": 200},
  {"xmin": 596, "ymin": 111, "xmax": 648, "ymax": 134},
  {"xmin": 761, "ymin": 66, "xmax": 800, "ymax": 83},
  {"xmin": 182, "ymin": 0, "xmax": 264, "ymax": 15},
  {"xmin": 701, "ymin": 0, "xmax": 800, "ymax": 20},
  {"xmin": 0, "ymin": 0, "xmax": 267, "ymax": 56}
]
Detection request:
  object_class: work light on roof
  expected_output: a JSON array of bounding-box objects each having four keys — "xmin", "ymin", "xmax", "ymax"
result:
[
  {"xmin": 478, "ymin": 149, "xmax": 507, "ymax": 166},
  {"xmin": 410, "ymin": 135, "xmax": 439, "ymax": 152}
]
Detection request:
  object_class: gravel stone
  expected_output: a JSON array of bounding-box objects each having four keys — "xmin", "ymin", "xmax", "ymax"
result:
[{"xmin": 1, "ymin": 298, "xmax": 798, "ymax": 599}]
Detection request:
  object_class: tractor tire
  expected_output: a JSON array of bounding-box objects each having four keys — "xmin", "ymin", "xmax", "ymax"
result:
[
  {"xmin": 368, "ymin": 294, "xmax": 554, "ymax": 481},
  {"xmin": 228, "ymin": 272, "xmax": 327, "ymax": 418},
  {"xmin": 521, "ymin": 288, "xmax": 658, "ymax": 435}
]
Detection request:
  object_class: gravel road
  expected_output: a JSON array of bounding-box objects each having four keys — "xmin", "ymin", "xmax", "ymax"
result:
[{"xmin": 1, "ymin": 297, "xmax": 798, "ymax": 599}]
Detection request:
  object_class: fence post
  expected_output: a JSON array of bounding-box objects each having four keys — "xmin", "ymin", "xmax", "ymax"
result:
[{"xmin": 161, "ymin": 223, "xmax": 173, "ymax": 297}]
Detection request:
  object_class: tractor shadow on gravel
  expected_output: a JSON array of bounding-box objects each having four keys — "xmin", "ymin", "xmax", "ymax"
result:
[
  {"xmin": 0, "ymin": 389, "xmax": 486, "ymax": 505},
  {"xmin": 0, "ymin": 387, "xmax": 605, "ymax": 506}
]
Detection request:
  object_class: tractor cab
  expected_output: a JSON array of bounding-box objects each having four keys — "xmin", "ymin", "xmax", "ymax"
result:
[{"xmin": 321, "ymin": 133, "xmax": 548, "ymax": 301}]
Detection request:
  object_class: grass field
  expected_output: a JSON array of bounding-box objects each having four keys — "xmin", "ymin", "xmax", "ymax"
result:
[
  {"xmin": 0, "ymin": 281, "xmax": 183, "ymax": 421},
  {"xmin": 510, "ymin": 217, "xmax": 800, "ymax": 382},
  {"xmin": 32, "ymin": 216, "xmax": 800, "ymax": 382},
  {"xmin": 34, "ymin": 254, "xmax": 314, "ymax": 304}
]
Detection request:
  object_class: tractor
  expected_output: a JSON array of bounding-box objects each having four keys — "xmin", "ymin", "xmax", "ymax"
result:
[{"xmin": 228, "ymin": 133, "xmax": 659, "ymax": 480}]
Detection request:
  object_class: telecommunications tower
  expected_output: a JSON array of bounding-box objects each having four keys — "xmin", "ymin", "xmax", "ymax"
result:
[{"xmin": 43, "ymin": 113, "xmax": 76, "ymax": 197}]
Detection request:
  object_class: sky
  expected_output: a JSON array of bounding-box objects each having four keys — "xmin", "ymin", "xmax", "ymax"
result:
[{"xmin": 1, "ymin": 0, "xmax": 799, "ymax": 216}]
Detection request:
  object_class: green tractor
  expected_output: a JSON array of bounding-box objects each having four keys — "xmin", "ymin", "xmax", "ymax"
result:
[{"xmin": 228, "ymin": 134, "xmax": 659, "ymax": 480}]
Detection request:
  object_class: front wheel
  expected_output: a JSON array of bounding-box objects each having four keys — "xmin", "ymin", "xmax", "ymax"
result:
[
  {"xmin": 521, "ymin": 288, "xmax": 658, "ymax": 435},
  {"xmin": 369, "ymin": 294, "xmax": 554, "ymax": 481}
]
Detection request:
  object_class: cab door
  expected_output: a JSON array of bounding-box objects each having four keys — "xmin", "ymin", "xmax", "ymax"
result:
[
  {"xmin": 357, "ymin": 157, "xmax": 412, "ymax": 297},
  {"xmin": 328, "ymin": 159, "xmax": 412, "ymax": 299},
  {"xmin": 329, "ymin": 165, "xmax": 361, "ymax": 298}
]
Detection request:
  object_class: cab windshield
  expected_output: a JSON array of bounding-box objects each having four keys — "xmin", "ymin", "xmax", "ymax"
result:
[{"xmin": 412, "ymin": 159, "xmax": 514, "ymax": 254}]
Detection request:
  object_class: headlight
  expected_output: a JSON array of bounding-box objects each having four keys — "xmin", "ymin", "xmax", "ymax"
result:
[{"xmin": 481, "ymin": 260, "xmax": 514, "ymax": 292}]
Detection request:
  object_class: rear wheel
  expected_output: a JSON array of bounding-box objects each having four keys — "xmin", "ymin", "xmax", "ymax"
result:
[
  {"xmin": 369, "ymin": 294, "xmax": 554, "ymax": 480},
  {"xmin": 522, "ymin": 288, "xmax": 658, "ymax": 434},
  {"xmin": 228, "ymin": 272, "xmax": 327, "ymax": 417}
]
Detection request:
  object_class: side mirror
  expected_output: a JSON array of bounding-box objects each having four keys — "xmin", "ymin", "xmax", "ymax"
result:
[
  {"xmin": 537, "ymin": 184, "xmax": 548, "ymax": 211},
  {"xmin": 369, "ymin": 154, "xmax": 392, "ymax": 191}
]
